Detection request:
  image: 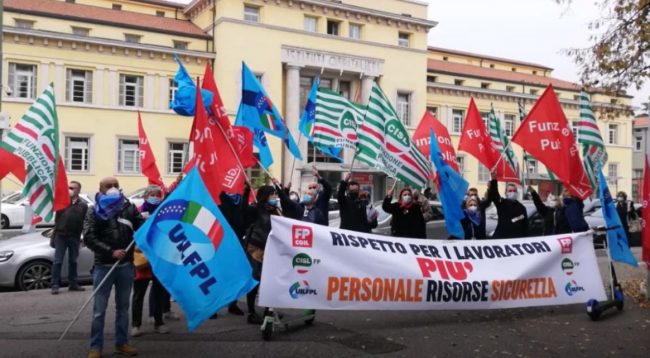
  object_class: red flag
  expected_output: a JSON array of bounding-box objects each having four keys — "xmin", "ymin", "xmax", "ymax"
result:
[
  {"xmin": 201, "ymin": 63, "xmax": 231, "ymax": 133},
  {"xmin": 641, "ymin": 155, "xmax": 650, "ymax": 270},
  {"xmin": 457, "ymin": 98, "xmax": 518, "ymax": 182},
  {"xmin": 137, "ymin": 113, "xmax": 165, "ymax": 189},
  {"xmin": 0, "ymin": 148, "xmax": 26, "ymax": 182},
  {"xmin": 511, "ymin": 85, "xmax": 591, "ymax": 199},
  {"xmin": 231, "ymin": 126, "xmax": 256, "ymax": 168},
  {"xmin": 53, "ymin": 157, "xmax": 70, "ymax": 211},
  {"xmin": 413, "ymin": 111, "xmax": 459, "ymax": 172}
]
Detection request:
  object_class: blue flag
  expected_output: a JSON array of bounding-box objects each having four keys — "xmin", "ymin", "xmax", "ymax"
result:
[
  {"xmin": 597, "ymin": 170, "xmax": 637, "ymax": 267},
  {"xmin": 170, "ymin": 55, "xmax": 213, "ymax": 116},
  {"xmin": 430, "ymin": 130, "xmax": 468, "ymax": 239},
  {"xmin": 297, "ymin": 78, "xmax": 342, "ymax": 161},
  {"xmin": 253, "ymin": 128, "xmax": 273, "ymax": 169},
  {"xmin": 134, "ymin": 167, "xmax": 258, "ymax": 331},
  {"xmin": 235, "ymin": 62, "xmax": 302, "ymax": 160}
]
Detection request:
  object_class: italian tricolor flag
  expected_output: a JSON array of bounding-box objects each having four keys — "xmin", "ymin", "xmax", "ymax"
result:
[{"xmin": 181, "ymin": 201, "xmax": 224, "ymax": 249}]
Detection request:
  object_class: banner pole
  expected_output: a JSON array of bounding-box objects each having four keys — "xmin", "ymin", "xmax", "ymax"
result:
[{"xmin": 58, "ymin": 240, "xmax": 136, "ymax": 341}]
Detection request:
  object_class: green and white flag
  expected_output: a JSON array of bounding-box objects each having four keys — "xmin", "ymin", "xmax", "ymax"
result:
[
  {"xmin": 488, "ymin": 107, "xmax": 524, "ymax": 186},
  {"xmin": 355, "ymin": 83, "xmax": 431, "ymax": 188},
  {"xmin": 0, "ymin": 84, "xmax": 60, "ymax": 221},
  {"xmin": 577, "ymin": 91, "xmax": 607, "ymax": 189},
  {"xmin": 313, "ymin": 88, "xmax": 365, "ymax": 150}
]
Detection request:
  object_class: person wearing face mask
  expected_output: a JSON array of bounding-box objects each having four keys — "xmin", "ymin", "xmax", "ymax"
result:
[
  {"xmin": 382, "ymin": 188, "xmax": 426, "ymax": 238},
  {"xmin": 337, "ymin": 173, "xmax": 372, "ymax": 233},
  {"xmin": 289, "ymin": 191, "xmax": 300, "ymax": 203},
  {"xmin": 487, "ymin": 173, "xmax": 528, "ymax": 239},
  {"xmin": 131, "ymin": 186, "xmax": 169, "ymax": 337},
  {"xmin": 51, "ymin": 181, "xmax": 89, "ymax": 294},
  {"xmin": 274, "ymin": 179, "xmax": 327, "ymax": 225},
  {"xmin": 529, "ymin": 187, "xmax": 571, "ymax": 235},
  {"xmin": 308, "ymin": 167, "xmax": 333, "ymax": 225},
  {"xmin": 242, "ymin": 185, "xmax": 282, "ymax": 324},
  {"xmin": 461, "ymin": 193, "xmax": 492, "ymax": 240},
  {"xmin": 359, "ymin": 191, "xmax": 379, "ymax": 232},
  {"xmin": 84, "ymin": 177, "xmax": 144, "ymax": 358},
  {"xmin": 560, "ymin": 188, "xmax": 589, "ymax": 233},
  {"xmin": 615, "ymin": 191, "xmax": 637, "ymax": 240},
  {"xmin": 413, "ymin": 189, "xmax": 434, "ymax": 222}
]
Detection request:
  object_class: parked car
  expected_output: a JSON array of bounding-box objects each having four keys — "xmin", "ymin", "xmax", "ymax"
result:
[
  {"xmin": 1, "ymin": 193, "xmax": 94, "ymax": 229},
  {"xmin": 584, "ymin": 206, "xmax": 642, "ymax": 247},
  {"xmin": 0, "ymin": 228, "xmax": 94, "ymax": 290}
]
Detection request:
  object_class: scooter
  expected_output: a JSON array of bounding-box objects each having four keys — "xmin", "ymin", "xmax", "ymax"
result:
[{"xmin": 586, "ymin": 230, "xmax": 625, "ymax": 321}]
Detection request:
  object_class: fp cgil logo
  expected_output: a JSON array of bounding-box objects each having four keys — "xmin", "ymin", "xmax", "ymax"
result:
[{"xmin": 292, "ymin": 225, "xmax": 313, "ymax": 248}]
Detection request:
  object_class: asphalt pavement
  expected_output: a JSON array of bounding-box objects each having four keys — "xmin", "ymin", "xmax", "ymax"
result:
[{"xmin": 0, "ymin": 249, "xmax": 648, "ymax": 357}]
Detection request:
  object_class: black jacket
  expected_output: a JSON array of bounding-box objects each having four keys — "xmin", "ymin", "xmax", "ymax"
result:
[
  {"xmin": 487, "ymin": 180, "xmax": 528, "ymax": 239},
  {"xmin": 218, "ymin": 187, "xmax": 251, "ymax": 240},
  {"xmin": 461, "ymin": 199, "xmax": 491, "ymax": 240},
  {"xmin": 382, "ymin": 197, "xmax": 426, "ymax": 238},
  {"xmin": 337, "ymin": 181, "xmax": 371, "ymax": 233},
  {"xmin": 314, "ymin": 177, "xmax": 332, "ymax": 226},
  {"xmin": 616, "ymin": 200, "xmax": 637, "ymax": 236},
  {"xmin": 244, "ymin": 203, "xmax": 281, "ymax": 250},
  {"xmin": 54, "ymin": 198, "xmax": 88, "ymax": 239},
  {"xmin": 83, "ymin": 200, "xmax": 144, "ymax": 265},
  {"xmin": 530, "ymin": 190, "xmax": 570, "ymax": 235},
  {"xmin": 277, "ymin": 184, "xmax": 326, "ymax": 225}
]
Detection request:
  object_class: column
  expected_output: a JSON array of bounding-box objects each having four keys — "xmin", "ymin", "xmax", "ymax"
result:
[
  {"xmin": 94, "ymin": 68, "xmax": 104, "ymax": 106},
  {"xmin": 108, "ymin": 69, "xmax": 118, "ymax": 107},
  {"xmin": 360, "ymin": 75, "xmax": 375, "ymax": 106},
  {"xmin": 283, "ymin": 63, "xmax": 303, "ymax": 188}
]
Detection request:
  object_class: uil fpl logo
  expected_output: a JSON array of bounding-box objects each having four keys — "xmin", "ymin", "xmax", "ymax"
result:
[
  {"xmin": 564, "ymin": 280, "xmax": 585, "ymax": 296},
  {"xmin": 292, "ymin": 225, "xmax": 312, "ymax": 248},
  {"xmin": 289, "ymin": 281, "xmax": 318, "ymax": 299}
]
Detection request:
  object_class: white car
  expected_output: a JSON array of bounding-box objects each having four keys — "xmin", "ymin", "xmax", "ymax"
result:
[{"xmin": 1, "ymin": 193, "xmax": 94, "ymax": 229}]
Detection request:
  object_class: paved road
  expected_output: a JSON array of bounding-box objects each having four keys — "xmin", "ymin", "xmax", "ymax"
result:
[{"xmin": 0, "ymin": 251, "xmax": 648, "ymax": 357}]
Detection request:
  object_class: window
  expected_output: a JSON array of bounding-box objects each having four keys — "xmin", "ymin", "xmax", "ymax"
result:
[
  {"xmin": 506, "ymin": 86, "xmax": 516, "ymax": 92},
  {"xmin": 167, "ymin": 142, "xmax": 189, "ymax": 174},
  {"xmin": 478, "ymin": 164, "xmax": 491, "ymax": 182},
  {"xmin": 124, "ymin": 34, "xmax": 141, "ymax": 43},
  {"xmin": 119, "ymin": 74, "xmax": 143, "ymax": 107},
  {"xmin": 327, "ymin": 20, "xmax": 339, "ymax": 35},
  {"xmin": 571, "ymin": 121, "xmax": 579, "ymax": 139},
  {"xmin": 8, "ymin": 63, "xmax": 36, "ymax": 99},
  {"xmin": 398, "ymin": 32, "xmax": 410, "ymax": 47},
  {"xmin": 66, "ymin": 69, "xmax": 92, "ymax": 103},
  {"xmin": 443, "ymin": 56, "xmax": 449, "ymax": 61},
  {"xmin": 169, "ymin": 78, "xmax": 177, "ymax": 104},
  {"xmin": 511, "ymin": 67, "xmax": 517, "ymax": 72},
  {"xmin": 454, "ymin": 79, "xmax": 464, "ymax": 86},
  {"xmin": 635, "ymin": 136, "xmax": 643, "ymax": 151},
  {"xmin": 15, "ymin": 19, "xmax": 34, "ymax": 29},
  {"xmin": 481, "ymin": 82, "xmax": 491, "ymax": 89},
  {"xmin": 573, "ymin": 94, "xmax": 580, "ymax": 101},
  {"xmin": 349, "ymin": 23, "xmax": 361, "ymax": 39},
  {"xmin": 608, "ymin": 124, "xmax": 618, "ymax": 145},
  {"xmin": 427, "ymin": 75, "xmax": 437, "ymax": 83},
  {"xmin": 480, "ymin": 112, "xmax": 490, "ymax": 129},
  {"xmin": 173, "ymin": 41, "xmax": 188, "ymax": 50},
  {"xmin": 532, "ymin": 70, "xmax": 538, "ymax": 75},
  {"xmin": 489, "ymin": 64, "xmax": 495, "ymax": 68},
  {"xmin": 456, "ymin": 156, "xmax": 465, "ymax": 174},
  {"xmin": 156, "ymin": 11, "xmax": 165, "ymax": 17},
  {"xmin": 112, "ymin": 4, "xmax": 122, "ymax": 11},
  {"xmin": 634, "ymin": 169, "xmax": 643, "ymax": 179},
  {"xmin": 607, "ymin": 163, "xmax": 618, "ymax": 184},
  {"xmin": 527, "ymin": 159, "xmax": 538, "ymax": 175},
  {"xmin": 307, "ymin": 142, "xmax": 342, "ymax": 163},
  {"xmin": 118, "ymin": 139, "xmax": 140, "ymax": 174},
  {"xmin": 451, "ymin": 109, "xmax": 464, "ymax": 134},
  {"xmin": 610, "ymin": 98, "xmax": 618, "ymax": 105},
  {"xmin": 530, "ymin": 89, "xmax": 539, "ymax": 95},
  {"xmin": 503, "ymin": 114, "xmax": 515, "ymax": 137},
  {"xmin": 304, "ymin": 16, "xmax": 317, "ymax": 32},
  {"xmin": 72, "ymin": 26, "xmax": 89, "ymax": 36},
  {"xmin": 427, "ymin": 106, "xmax": 438, "ymax": 118},
  {"xmin": 64, "ymin": 136, "xmax": 90, "ymax": 172},
  {"xmin": 339, "ymin": 81, "xmax": 351, "ymax": 99},
  {"xmin": 396, "ymin": 92, "xmax": 411, "ymax": 126},
  {"xmin": 244, "ymin": 5, "xmax": 260, "ymax": 22}
]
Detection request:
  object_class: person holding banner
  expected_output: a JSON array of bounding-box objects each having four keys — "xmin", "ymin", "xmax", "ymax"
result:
[
  {"xmin": 487, "ymin": 173, "xmax": 528, "ymax": 239},
  {"xmin": 243, "ymin": 185, "xmax": 282, "ymax": 324},
  {"xmin": 338, "ymin": 174, "xmax": 373, "ymax": 233},
  {"xmin": 382, "ymin": 188, "xmax": 426, "ymax": 239},
  {"xmin": 84, "ymin": 177, "xmax": 144, "ymax": 358}
]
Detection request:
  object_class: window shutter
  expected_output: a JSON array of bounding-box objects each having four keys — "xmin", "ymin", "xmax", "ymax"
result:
[
  {"xmin": 8, "ymin": 63, "xmax": 15, "ymax": 97},
  {"xmin": 85, "ymin": 70, "xmax": 93, "ymax": 103}
]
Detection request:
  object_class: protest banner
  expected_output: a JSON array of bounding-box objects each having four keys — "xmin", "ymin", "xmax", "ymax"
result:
[{"xmin": 259, "ymin": 217, "xmax": 606, "ymax": 310}]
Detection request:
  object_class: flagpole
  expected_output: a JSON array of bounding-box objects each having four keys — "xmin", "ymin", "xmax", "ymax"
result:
[
  {"xmin": 490, "ymin": 140, "xmax": 513, "ymax": 173},
  {"xmin": 288, "ymin": 133, "xmax": 302, "ymax": 183},
  {"xmin": 212, "ymin": 118, "xmax": 257, "ymax": 198},
  {"xmin": 58, "ymin": 240, "xmax": 136, "ymax": 341}
]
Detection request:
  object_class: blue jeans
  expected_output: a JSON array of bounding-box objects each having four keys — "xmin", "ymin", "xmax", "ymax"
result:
[
  {"xmin": 51, "ymin": 235, "xmax": 81, "ymax": 289},
  {"xmin": 90, "ymin": 263, "xmax": 134, "ymax": 350}
]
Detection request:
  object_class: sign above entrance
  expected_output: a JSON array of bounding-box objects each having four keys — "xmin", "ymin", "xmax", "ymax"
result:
[{"xmin": 281, "ymin": 46, "xmax": 384, "ymax": 77}]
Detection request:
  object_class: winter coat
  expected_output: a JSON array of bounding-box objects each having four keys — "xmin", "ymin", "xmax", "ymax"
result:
[
  {"xmin": 54, "ymin": 198, "xmax": 88, "ymax": 239},
  {"xmin": 277, "ymin": 184, "xmax": 326, "ymax": 225},
  {"xmin": 563, "ymin": 197, "xmax": 589, "ymax": 232},
  {"xmin": 337, "ymin": 181, "xmax": 372, "ymax": 233},
  {"xmin": 530, "ymin": 190, "xmax": 571, "ymax": 235},
  {"xmin": 461, "ymin": 199, "xmax": 491, "ymax": 240},
  {"xmin": 382, "ymin": 197, "xmax": 426, "ymax": 239},
  {"xmin": 218, "ymin": 187, "xmax": 251, "ymax": 240},
  {"xmin": 487, "ymin": 180, "xmax": 528, "ymax": 239},
  {"xmin": 314, "ymin": 177, "xmax": 332, "ymax": 226}
]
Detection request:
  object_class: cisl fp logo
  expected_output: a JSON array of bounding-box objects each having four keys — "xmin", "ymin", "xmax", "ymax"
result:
[
  {"xmin": 292, "ymin": 253, "xmax": 320, "ymax": 274},
  {"xmin": 561, "ymin": 258, "xmax": 579, "ymax": 276},
  {"xmin": 557, "ymin": 237, "xmax": 573, "ymax": 254},
  {"xmin": 292, "ymin": 225, "xmax": 313, "ymax": 248},
  {"xmin": 384, "ymin": 118, "xmax": 410, "ymax": 155},
  {"xmin": 339, "ymin": 110, "xmax": 358, "ymax": 142}
]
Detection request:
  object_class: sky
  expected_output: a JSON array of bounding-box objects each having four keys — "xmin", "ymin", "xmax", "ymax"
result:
[{"xmin": 170, "ymin": 0, "xmax": 648, "ymax": 110}]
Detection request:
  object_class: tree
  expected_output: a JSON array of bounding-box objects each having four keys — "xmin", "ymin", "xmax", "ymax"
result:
[{"xmin": 559, "ymin": 0, "xmax": 650, "ymax": 93}]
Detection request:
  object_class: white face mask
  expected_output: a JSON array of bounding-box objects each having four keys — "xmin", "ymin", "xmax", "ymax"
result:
[
  {"xmin": 106, "ymin": 187, "xmax": 121, "ymax": 197},
  {"xmin": 506, "ymin": 192, "xmax": 517, "ymax": 200},
  {"xmin": 69, "ymin": 189, "xmax": 75, "ymax": 197},
  {"xmin": 401, "ymin": 195, "xmax": 412, "ymax": 204},
  {"xmin": 617, "ymin": 197, "xmax": 624, "ymax": 202},
  {"xmin": 467, "ymin": 205, "xmax": 478, "ymax": 212},
  {"xmin": 547, "ymin": 200, "xmax": 558, "ymax": 208}
]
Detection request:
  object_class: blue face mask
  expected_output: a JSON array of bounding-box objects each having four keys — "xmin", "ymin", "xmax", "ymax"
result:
[
  {"xmin": 227, "ymin": 193, "xmax": 242, "ymax": 205},
  {"xmin": 146, "ymin": 197, "xmax": 161, "ymax": 205},
  {"xmin": 300, "ymin": 194, "xmax": 313, "ymax": 204},
  {"xmin": 267, "ymin": 198, "xmax": 279, "ymax": 207}
]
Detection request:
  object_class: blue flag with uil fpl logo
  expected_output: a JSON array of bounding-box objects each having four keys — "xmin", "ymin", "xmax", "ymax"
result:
[
  {"xmin": 597, "ymin": 170, "xmax": 637, "ymax": 267},
  {"xmin": 134, "ymin": 167, "xmax": 258, "ymax": 331}
]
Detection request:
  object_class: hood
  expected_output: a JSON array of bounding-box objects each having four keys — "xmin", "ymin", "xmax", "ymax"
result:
[{"xmin": 0, "ymin": 231, "xmax": 49, "ymax": 251}]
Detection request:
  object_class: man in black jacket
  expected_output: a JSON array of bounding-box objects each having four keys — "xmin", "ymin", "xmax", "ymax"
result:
[
  {"xmin": 529, "ymin": 187, "xmax": 571, "ymax": 235},
  {"xmin": 487, "ymin": 174, "xmax": 528, "ymax": 239},
  {"xmin": 337, "ymin": 173, "xmax": 371, "ymax": 233},
  {"xmin": 307, "ymin": 167, "xmax": 332, "ymax": 225},
  {"xmin": 51, "ymin": 180, "xmax": 88, "ymax": 294},
  {"xmin": 84, "ymin": 177, "xmax": 143, "ymax": 358}
]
